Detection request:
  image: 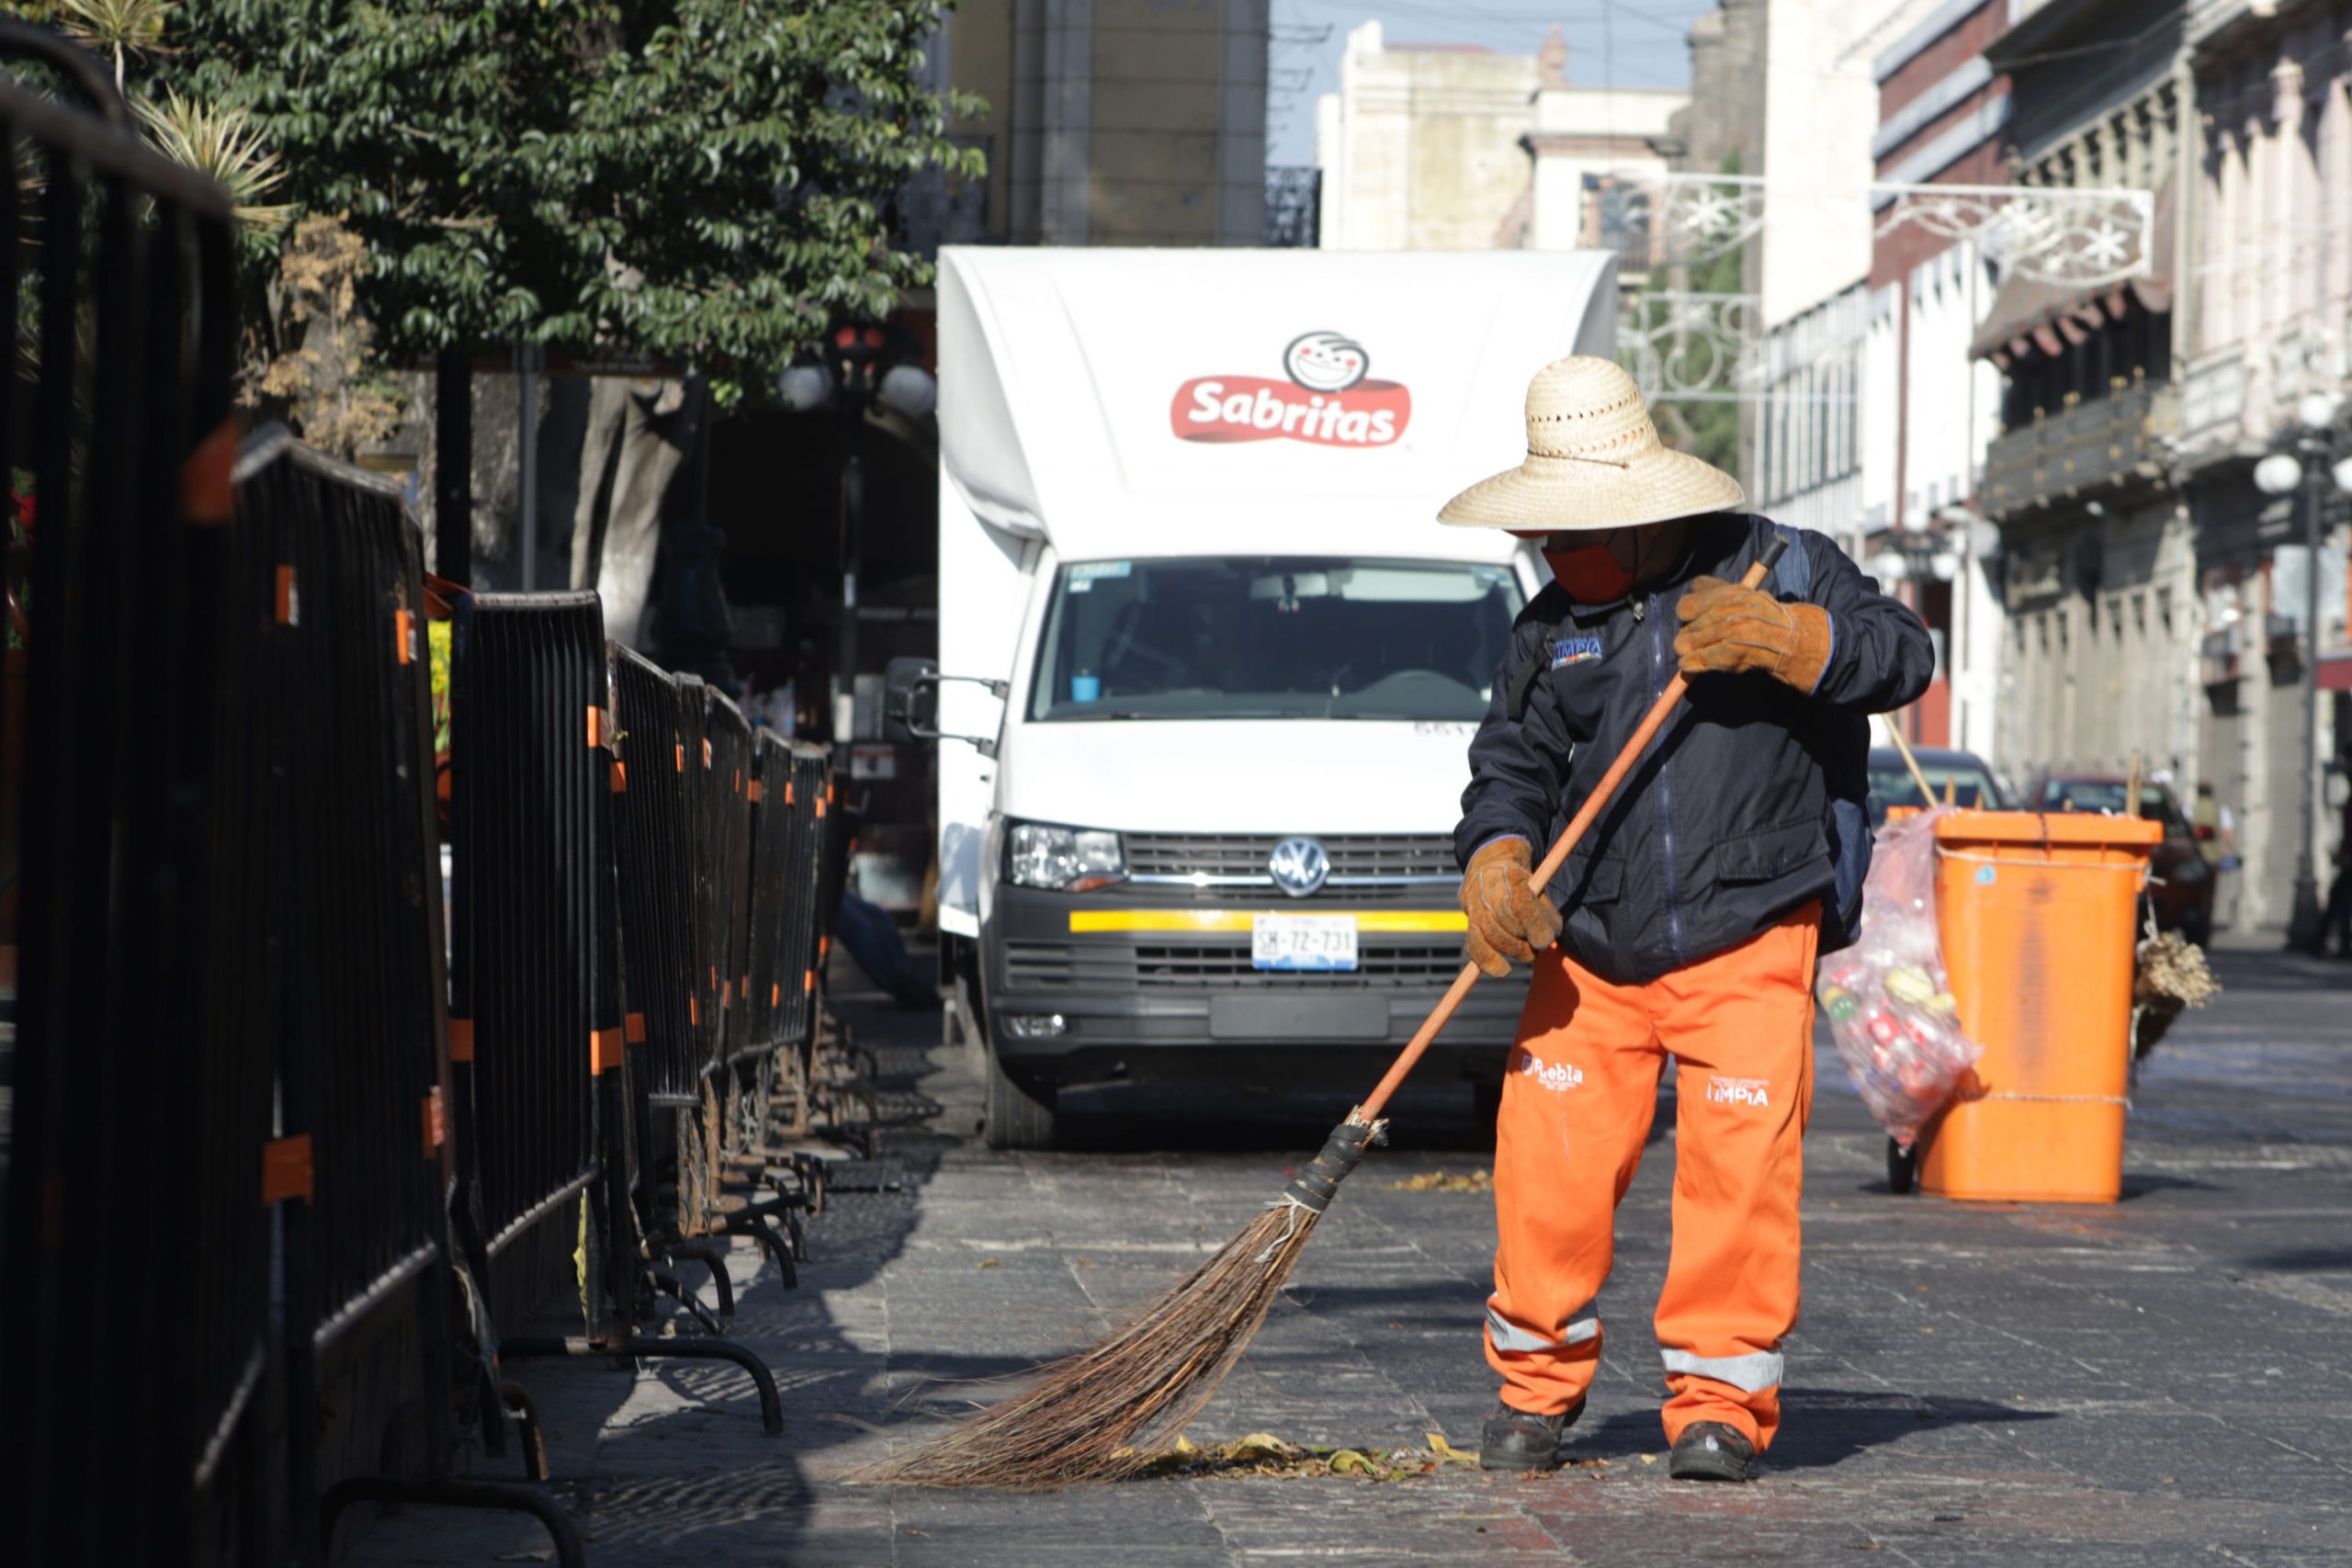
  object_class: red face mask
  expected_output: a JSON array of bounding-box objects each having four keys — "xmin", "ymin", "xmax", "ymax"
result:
[{"xmin": 1544, "ymin": 543, "xmax": 1635, "ymax": 604}]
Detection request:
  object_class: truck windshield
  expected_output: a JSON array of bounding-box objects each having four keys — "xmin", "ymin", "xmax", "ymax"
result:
[{"xmin": 1028, "ymin": 556, "xmax": 1524, "ymax": 722}]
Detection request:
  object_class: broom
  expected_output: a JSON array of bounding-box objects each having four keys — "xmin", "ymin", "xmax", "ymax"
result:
[{"xmin": 866, "ymin": 538, "xmax": 1790, "ymax": 1489}]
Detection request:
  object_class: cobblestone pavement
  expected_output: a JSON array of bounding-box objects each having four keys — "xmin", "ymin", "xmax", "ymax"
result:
[{"xmin": 350, "ymin": 942, "xmax": 2352, "ymax": 1566}]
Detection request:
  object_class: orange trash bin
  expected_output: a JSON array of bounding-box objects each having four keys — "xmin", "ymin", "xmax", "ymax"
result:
[{"xmin": 1915, "ymin": 809, "xmax": 2163, "ymax": 1204}]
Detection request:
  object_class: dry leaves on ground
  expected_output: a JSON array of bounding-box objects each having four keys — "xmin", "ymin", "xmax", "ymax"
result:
[
  {"xmin": 1385, "ymin": 1168, "xmax": 1494, "ymax": 1193},
  {"xmin": 1116, "ymin": 1430, "xmax": 1603, "ymax": 1482}
]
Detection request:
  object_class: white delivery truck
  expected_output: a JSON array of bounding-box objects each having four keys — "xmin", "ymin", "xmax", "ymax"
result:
[{"xmin": 890, "ymin": 247, "xmax": 1619, "ymax": 1147}]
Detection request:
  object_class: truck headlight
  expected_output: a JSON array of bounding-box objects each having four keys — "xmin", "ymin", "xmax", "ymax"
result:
[{"xmin": 1008, "ymin": 822, "xmax": 1126, "ymax": 892}]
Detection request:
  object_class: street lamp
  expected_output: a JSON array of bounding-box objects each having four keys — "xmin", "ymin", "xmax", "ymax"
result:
[
  {"xmin": 2251, "ymin": 389, "xmax": 2352, "ymax": 953},
  {"xmin": 777, "ymin": 327, "xmax": 938, "ymax": 767}
]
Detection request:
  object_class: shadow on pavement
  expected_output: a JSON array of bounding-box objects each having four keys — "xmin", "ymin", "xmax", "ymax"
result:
[
  {"xmin": 1556, "ymin": 1390, "xmax": 2055, "ymax": 1472},
  {"xmin": 2236, "ymin": 1247, "xmax": 2352, "ymax": 1271},
  {"xmin": 1764, "ymin": 1392, "xmax": 2057, "ymax": 1472}
]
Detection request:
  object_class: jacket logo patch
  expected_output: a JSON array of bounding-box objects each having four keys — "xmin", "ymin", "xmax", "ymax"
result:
[
  {"xmin": 1516, "ymin": 1051, "xmax": 1585, "ymax": 1093},
  {"xmin": 1550, "ymin": 636, "xmax": 1604, "ymax": 669},
  {"xmin": 1706, "ymin": 1075, "xmax": 1772, "ymax": 1109}
]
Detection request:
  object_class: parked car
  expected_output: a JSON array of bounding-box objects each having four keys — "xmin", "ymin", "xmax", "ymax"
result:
[
  {"xmin": 2026, "ymin": 773, "xmax": 2215, "ymax": 945},
  {"xmin": 1864, "ymin": 745, "xmax": 2007, "ymax": 829}
]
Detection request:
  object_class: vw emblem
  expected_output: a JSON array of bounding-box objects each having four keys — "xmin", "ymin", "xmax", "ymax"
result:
[{"xmin": 1268, "ymin": 836, "xmax": 1330, "ymax": 898}]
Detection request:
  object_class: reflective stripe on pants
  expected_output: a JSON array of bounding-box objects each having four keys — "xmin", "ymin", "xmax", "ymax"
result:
[
  {"xmin": 1486, "ymin": 1303, "xmax": 1599, "ymax": 1354},
  {"xmin": 1661, "ymin": 1347, "xmax": 1785, "ymax": 1394}
]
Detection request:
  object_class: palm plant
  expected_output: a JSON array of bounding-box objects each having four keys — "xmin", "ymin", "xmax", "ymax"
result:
[
  {"xmin": 54, "ymin": 0, "xmax": 175, "ymax": 92},
  {"xmin": 132, "ymin": 87, "xmax": 294, "ymax": 235}
]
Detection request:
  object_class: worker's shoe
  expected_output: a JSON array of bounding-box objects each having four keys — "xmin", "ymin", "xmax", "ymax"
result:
[
  {"xmin": 1667, "ymin": 1421, "xmax": 1756, "ymax": 1483},
  {"xmin": 1477, "ymin": 1398, "xmax": 1584, "ymax": 1472}
]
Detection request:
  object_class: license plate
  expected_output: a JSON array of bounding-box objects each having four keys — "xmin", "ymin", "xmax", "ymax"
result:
[{"xmin": 1251, "ymin": 914, "xmax": 1358, "ymax": 972}]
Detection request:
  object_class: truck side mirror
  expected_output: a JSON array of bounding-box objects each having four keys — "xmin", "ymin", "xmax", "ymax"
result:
[
  {"xmin": 886, "ymin": 656, "xmax": 1008, "ymax": 755},
  {"xmin": 885, "ymin": 657, "xmax": 940, "ymax": 742}
]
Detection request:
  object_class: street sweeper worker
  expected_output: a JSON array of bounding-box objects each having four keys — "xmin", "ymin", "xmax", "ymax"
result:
[{"xmin": 1442, "ymin": 357, "xmax": 1932, "ymax": 1483}]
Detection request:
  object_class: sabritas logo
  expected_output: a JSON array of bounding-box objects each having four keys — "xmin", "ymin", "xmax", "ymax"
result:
[{"xmin": 1170, "ymin": 331, "xmax": 1412, "ymax": 447}]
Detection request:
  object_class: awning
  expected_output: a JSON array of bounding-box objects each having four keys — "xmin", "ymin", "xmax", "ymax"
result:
[{"xmin": 1970, "ymin": 176, "xmax": 2173, "ymax": 366}]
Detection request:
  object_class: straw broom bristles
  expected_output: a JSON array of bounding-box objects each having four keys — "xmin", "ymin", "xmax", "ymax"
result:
[{"xmin": 860, "ymin": 1116, "xmax": 1383, "ymax": 1491}]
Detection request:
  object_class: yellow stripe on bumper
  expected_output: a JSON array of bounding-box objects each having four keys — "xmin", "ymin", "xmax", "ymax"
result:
[{"xmin": 1068, "ymin": 909, "xmax": 1467, "ymax": 934}]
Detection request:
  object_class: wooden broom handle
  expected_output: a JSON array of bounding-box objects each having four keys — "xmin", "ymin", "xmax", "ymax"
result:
[{"xmin": 1355, "ymin": 536, "xmax": 1789, "ymax": 1121}]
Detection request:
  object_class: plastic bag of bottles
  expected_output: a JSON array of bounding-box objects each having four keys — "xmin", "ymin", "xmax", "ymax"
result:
[{"xmin": 1815, "ymin": 805, "xmax": 1983, "ymax": 1148}]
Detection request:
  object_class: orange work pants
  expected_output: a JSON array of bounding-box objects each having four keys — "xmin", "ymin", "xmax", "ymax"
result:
[{"xmin": 1484, "ymin": 905, "xmax": 1818, "ymax": 1451}]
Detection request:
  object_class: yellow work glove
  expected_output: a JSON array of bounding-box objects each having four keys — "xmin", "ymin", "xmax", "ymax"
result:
[
  {"xmin": 1460, "ymin": 837, "xmax": 1563, "ymax": 978},
  {"xmin": 1673, "ymin": 576, "xmax": 1833, "ymax": 692}
]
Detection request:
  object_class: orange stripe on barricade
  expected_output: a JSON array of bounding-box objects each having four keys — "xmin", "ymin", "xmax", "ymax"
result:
[
  {"xmin": 676, "ymin": 742, "xmax": 685, "ymax": 773},
  {"xmin": 263, "ymin": 1134, "xmax": 314, "ymax": 1205},
  {"xmin": 422, "ymin": 1087, "xmax": 447, "ymax": 1156},
  {"xmin": 611, "ymin": 761, "xmax": 628, "ymax": 793},
  {"xmin": 592, "ymin": 1028, "xmax": 625, "ymax": 1074},
  {"xmin": 183, "ymin": 416, "xmax": 239, "ymax": 525},
  {"xmin": 394, "ymin": 608, "xmax": 416, "ymax": 665},
  {"xmin": 748, "ymin": 780, "xmax": 763, "ymax": 803},
  {"xmin": 587, "ymin": 706, "xmax": 607, "ymax": 748},
  {"xmin": 804, "ymin": 969, "xmax": 815, "ymax": 994},
  {"xmin": 448, "ymin": 1019, "xmax": 475, "ymax": 1062},
  {"xmin": 690, "ymin": 996, "xmax": 699, "ymax": 1026},
  {"xmin": 274, "ymin": 564, "xmax": 298, "ymax": 626},
  {"xmin": 772, "ymin": 982, "xmax": 781, "ymax": 1006},
  {"xmin": 625, "ymin": 1011, "xmax": 647, "ymax": 1044}
]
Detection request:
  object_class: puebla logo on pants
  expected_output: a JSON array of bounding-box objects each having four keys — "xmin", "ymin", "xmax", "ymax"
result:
[{"xmin": 1170, "ymin": 331, "xmax": 1411, "ymax": 447}]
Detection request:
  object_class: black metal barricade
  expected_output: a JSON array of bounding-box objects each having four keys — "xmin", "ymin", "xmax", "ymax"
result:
[
  {"xmin": 0, "ymin": 30, "xmax": 579, "ymax": 1556},
  {"xmin": 742, "ymin": 735, "xmax": 831, "ymax": 1104},
  {"xmin": 448, "ymin": 626, "xmax": 780, "ymax": 1430},
  {"xmin": 675, "ymin": 673, "xmax": 716, "ymax": 1066},
  {"xmin": 711, "ymin": 694, "xmax": 756, "ymax": 1063},
  {"xmin": 742, "ymin": 731, "xmax": 793, "ymax": 1054},
  {"xmin": 240, "ymin": 432, "xmax": 447, "ymax": 1537},
  {"xmin": 604, "ymin": 644, "xmax": 739, "ymax": 1320},
  {"xmin": 228, "ymin": 435, "xmax": 580, "ymax": 1563},
  {"xmin": 0, "ymin": 34, "xmax": 264, "ymax": 1565},
  {"xmin": 776, "ymin": 741, "xmax": 833, "ymax": 1060},
  {"xmin": 610, "ymin": 646, "xmax": 699, "ymax": 1105},
  {"xmin": 446, "ymin": 592, "xmax": 605, "ymax": 1260},
  {"xmin": 0, "ymin": 31, "xmax": 780, "ymax": 1565}
]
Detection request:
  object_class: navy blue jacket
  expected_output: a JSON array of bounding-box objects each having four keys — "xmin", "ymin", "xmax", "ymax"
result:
[{"xmin": 1454, "ymin": 513, "xmax": 1933, "ymax": 985}]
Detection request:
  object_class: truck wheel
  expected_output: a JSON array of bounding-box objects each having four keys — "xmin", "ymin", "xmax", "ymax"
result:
[
  {"xmin": 1886, "ymin": 1135, "xmax": 1917, "ymax": 1196},
  {"xmin": 984, "ymin": 1038, "xmax": 1057, "ymax": 1151}
]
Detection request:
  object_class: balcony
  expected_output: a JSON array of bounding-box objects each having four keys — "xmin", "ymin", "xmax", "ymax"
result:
[
  {"xmin": 1981, "ymin": 378, "xmax": 2180, "ymax": 521},
  {"xmin": 2177, "ymin": 347, "xmax": 2246, "ymax": 455}
]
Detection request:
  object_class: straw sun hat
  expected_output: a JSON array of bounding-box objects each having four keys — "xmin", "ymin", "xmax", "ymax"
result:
[{"xmin": 1438, "ymin": 355, "xmax": 1745, "ymax": 531}]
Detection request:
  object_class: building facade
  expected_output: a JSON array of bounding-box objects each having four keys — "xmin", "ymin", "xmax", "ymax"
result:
[
  {"xmin": 1862, "ymin": 0, "xmax": 2017, "ymax": 758},
  {"xmin": 1313, "ymin": 22, "xmax": 1541, "ymax": 252},
  {"xmin": 1312, "ymin": 22, "xmax": 1681, "ymax": 257},
  {"xmin": 1752, "ymin": 3, "xmax": 1934, "ymax": 561},
  {"xmin": 1972, "ymin": 0, "xmax": 2197, "ymax": 815},
  {"xmin": 944, "ymin": 0, "xmax": 1270, "ymax": 247},
  {"xmin": 2177, "ymin": 0, "xmax": 2352, "ymax": 928}
]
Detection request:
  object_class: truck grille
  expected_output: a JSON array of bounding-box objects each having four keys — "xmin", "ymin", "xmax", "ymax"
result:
[
  {"xmin": 1004, "ymin": 939, "xmax": 1464, "ymax": 989},
  {"xmin": 1124, "ymin": 833, "xmax": 1455, "ymax": 899}
]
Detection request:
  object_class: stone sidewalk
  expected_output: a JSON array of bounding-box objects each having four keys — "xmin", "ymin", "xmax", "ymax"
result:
[{"xmin": 348, "ymin": 947, "xmax": 2352, "ymax": 1566}]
